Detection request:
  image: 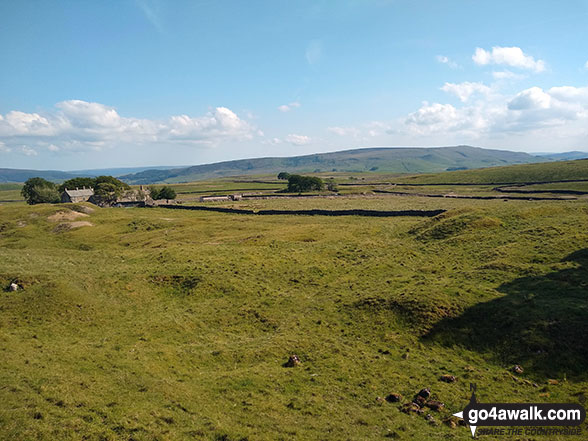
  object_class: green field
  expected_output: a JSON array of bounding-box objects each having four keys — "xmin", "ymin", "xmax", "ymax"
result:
[{"xmin": 1, "ymin": 187, "xmax": 587, "ymax": 440}]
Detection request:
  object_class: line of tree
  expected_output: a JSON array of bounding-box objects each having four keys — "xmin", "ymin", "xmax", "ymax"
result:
[{"xmin": 286, "ymin": 175, "xmax": 324, "ymax": 192}]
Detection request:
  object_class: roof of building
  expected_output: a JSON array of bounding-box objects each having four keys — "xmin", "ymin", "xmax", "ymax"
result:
[{"xmin": 64, "ymin": 188, "xmax": 94, "ymax": 197}]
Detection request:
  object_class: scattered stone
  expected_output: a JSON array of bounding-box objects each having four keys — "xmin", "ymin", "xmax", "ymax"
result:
[
  {"xmin": 548, "ymin": 379, "xmax": 559, "ymax": 385},
  {"xmin": 512, "ymin": 365, "xmax": 524, "ymax": 374},
  {"xmin": 283, "ymin": 354, "xmax": 301, "ymax": 368},
  {"xmin": 425, "ymin": 400, "xmax": 445, "ymax": 411},
  {"xmin": 439, "ymin": 374, "xmax": 457, "ymax": 383},
  {"xmin": 385, "ymin": 393, "xmax": 402, "ymax": 403},
  {"xmin": 9, "ymin": 282, "xmax": 19, "ymax": 291},
  {"xmin": 375, "ymin": 396, "xmax": 385, "ymax": 403}
]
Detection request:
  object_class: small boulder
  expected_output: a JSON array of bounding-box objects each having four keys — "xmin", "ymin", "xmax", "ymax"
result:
[
  {"xmin": 401, "ymin": 402, "xmax": 424, "ymax": 415},
  {"xmin": 283, "ymin": 354, "xmax": 301, "ymax": 367},
  {"xmin": 9, "ymin": 282, "xmax": 19, "ymax": 292},
  {"xmin": 425, "ymin": 400, "xmax": 445, "ymax": 411},
  {"xmin": 439, "ymin": 374, "xmax": 457, "ymax": 383},
  {"xmin": 413, "ymin": 395, "xmax": 427, "ymax": 407},
  {"xmin": 385, "ymin": 393, "xmax": 402, "ymax": 403},
  {"xmin": 417, "ymin": 388, "xmax": 431, "ymax": 399},
  {"xmin": 512, "ymin": 365, "xmax": 524, "ymax": 374}
]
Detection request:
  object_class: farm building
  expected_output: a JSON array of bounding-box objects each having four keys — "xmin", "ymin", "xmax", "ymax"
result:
[{"xmin": 61, "ymin": 187, "xmax": 94, "ymax": 203}]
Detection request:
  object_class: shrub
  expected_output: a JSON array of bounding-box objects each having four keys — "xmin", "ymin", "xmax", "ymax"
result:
[
  {"xmin": 21, "ymin": 177, "xmax": 60, "ymax": 204},
  {"xmin": 151, "ymin": 186, "xmax": 176, "ymax": 200},
  {"xmin": 287, "ymin": 175, "xmax": 324, "ymax": 192},
  {"xmin": 277, "ymin": 172, "xmax": 291, "ymax": 180}
]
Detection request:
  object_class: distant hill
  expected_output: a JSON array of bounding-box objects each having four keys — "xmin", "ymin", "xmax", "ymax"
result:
[
  {"xmin": 396, "ymin": 158, "xmax": 588, "ymax": 185},
  {"xmin": 0, "ymin": 166, "xmax": 184, "ymax": 183},
  {"xmin": 120, "ymin": 146, "xmax": 542, "ymax": 184},
  {"xmin": 535, "ymin": 151, "xmax": 588, "ymax": 161},
  {"xmin": 0, "ymin": 168, "xmax": 78, "ymax": 183}
]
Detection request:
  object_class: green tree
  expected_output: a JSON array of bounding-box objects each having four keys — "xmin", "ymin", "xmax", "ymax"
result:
[
  {"xmin": 151, "ymin": 186, "xmax": 176, "ymax": 200},
  {"xmin": 325, "ymin": 178, "xmax": 338, "ymax": 192},
  {"xmin": 21, "ymin": 177, "xmax": 60, "ymax": 204},
  {"xmin": 277, "ymin": 172, "xmax": 291, "ymax": 180},
  {"xmin": 287, "ymin": 175, "xmax": 324, "ymax": 193},
  {"xmin": 58, "ymin": 177, "xmax": 96, "ymax": 193}
]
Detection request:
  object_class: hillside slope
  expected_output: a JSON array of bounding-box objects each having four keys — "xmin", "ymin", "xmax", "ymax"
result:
[
  {"xmin": 120, "ymin": 146, "xmax": 541, "ymax": 184},
  {"xmin": 396, "ymin": 158, "xmax": 588, "ymax": 184}
]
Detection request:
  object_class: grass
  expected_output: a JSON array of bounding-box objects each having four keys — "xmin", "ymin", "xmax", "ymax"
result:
[
  {"xmin": 0, "ymin": 161, "xmax": 588, "ymax": 441},
  {"xmin": 394, "ymin": 159, "xmax": 588, "ymax": 185},
  {"xmin": 1, "ymin": 191, "xmax": 587, "ymax": 440}
]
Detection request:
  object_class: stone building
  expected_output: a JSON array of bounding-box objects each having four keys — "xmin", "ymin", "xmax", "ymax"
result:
[{"xmin": 61, "ymin": 187, "xmax": 94, "ymax": 203}]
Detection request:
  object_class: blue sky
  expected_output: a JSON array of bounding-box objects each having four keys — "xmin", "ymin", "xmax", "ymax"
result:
[{"xmin": 1, "ymin": 0, "xmax": 587, "ymax": 170}]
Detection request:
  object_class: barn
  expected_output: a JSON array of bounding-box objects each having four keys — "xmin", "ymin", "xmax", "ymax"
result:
[{"xmin": 61, "ymin": 187, "xmax": 94, "ymax": 203}]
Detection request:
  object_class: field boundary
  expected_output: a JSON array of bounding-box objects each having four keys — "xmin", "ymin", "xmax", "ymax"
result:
[{"xmin": 152, "ymin": 204, "xmax": 446, "ymax": 217}]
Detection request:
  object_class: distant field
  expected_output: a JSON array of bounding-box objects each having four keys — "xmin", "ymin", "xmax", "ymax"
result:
[
  {"xmin": 0, "ymin": 183, "xmax": 24, "ymax": 203},
  {"xmin": 1, "ymin": 193, "xmax": 587, "ymax": 440}
]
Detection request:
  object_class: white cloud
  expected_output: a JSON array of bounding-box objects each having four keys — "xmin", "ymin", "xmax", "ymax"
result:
[
  {"xmin": 0, "ymin": 100, "xmax": 258, "ymax": 153},
  {"xmin": 404, "ymin": 84, "xmax": 588, "ymax": 138},
  {"xmin": 327, "ymin": 126, "xmax": 360, "ymax": 137},
  {"xmin": 436, "ymin": 55, "xmax": 459, "ymax": 69},
  {"xmin": 278, "ymin": 101, "xmax": 301, "ymax": 112},
  {"xmin": 19, "ymin": 146, "xmax": 38, "ymax": 156},
  {"xmin": 473, "ymin": 46, "xmax": 545, "ymax": 72},
  {"xmin": 585, "ymin": 60, "xmax": 588, "ymax": 70},
  {"xmin": 441, "ymin": 82, "xmax": 492, "ymax": 102},
  {"xmin": 492, "ymin": 70, "xmax": 527, "ymax": 80},
  {"xmin": 285, "ymin": 134, "xmax": 311, "ymax": 145},
  {"xmin": 0, "ymin": 141, "xmax": 11, "ymax": 153}
]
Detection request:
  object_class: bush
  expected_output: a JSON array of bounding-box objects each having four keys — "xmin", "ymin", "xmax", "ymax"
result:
[
  {"xmin": 287, "ymin": 175, "xmax": 324, "ymax": 193},
  {"xmin": 151, "ymin": 186, "xmax": 176, "ymax": 200},
  {"xmin": 21, "ymin": 177, "xmax": 60, "ymax": 204}
]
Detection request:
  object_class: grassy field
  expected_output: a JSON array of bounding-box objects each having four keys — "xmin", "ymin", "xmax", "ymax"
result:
[{"xmin": 1, "ymin": 191, "xmax": 587, "ymax": 440}]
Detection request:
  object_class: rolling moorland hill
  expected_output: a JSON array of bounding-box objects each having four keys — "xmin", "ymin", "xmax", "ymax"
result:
[
  {"xmin": 119, "ymin": 146, "xmax": 543, "ymax": 184},
  {"xmin": 395, "ymin": 158, "xmax": 588, "ymax": 185}
]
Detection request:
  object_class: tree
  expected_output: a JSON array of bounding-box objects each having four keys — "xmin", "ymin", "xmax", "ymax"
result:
[
  {"xmin": 151, "ymin": 186, "xmax": 176, "ymax": 200},
  {"xmin": 287, "ymin": 175, "xmax": 324, "ymax": 193},
  {"xmin": 58, "ymin": 177, "xmax": 95, "ymax": 193},
  {"xmin": 21, "ymin": 177, "xmax": 60, "ymax": 204},
  {"xmin": 277, "ymin": 172, "xmax": 291, "ymax": 180},
  {"xmin": 325, "ymin": 178, "xmax": 338, "ymax": 192}
]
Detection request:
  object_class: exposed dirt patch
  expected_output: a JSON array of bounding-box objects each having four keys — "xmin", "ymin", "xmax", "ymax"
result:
[{"xmin": 48, "ymin": 210, "xmax": 89, "ymax": 222}]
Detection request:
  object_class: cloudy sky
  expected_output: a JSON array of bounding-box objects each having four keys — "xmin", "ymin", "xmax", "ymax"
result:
[{"xmin": 1, "ymin": 0, "xmax": 587, "ymax": 170}]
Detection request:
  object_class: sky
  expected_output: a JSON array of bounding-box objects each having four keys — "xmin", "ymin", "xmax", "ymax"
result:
[{"xmin": 1, "ymin": 0, "xmax": 587, "ymax": 170}]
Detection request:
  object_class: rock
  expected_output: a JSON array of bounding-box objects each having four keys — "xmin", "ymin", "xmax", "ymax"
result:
[
  {"xmin": 425, "ymin": 400, "xmax": 445, "ymax": 411},
  {"xmin": 385, "ymin": 393, "xmax": 402, "ymax": 403},
  {"xmin": 439, "ymin": 374, "xmax": 457, "ymax": 383},
  {"xmin": 9, "ymin": 282, "xmax": 19, "ymax": 291},
  {"xmin": 425, "ymin": 413, "xmax": 438, "ymax": 426},
  {"xmin": 283, "ymin": 354, "xmax": 301, "ymax": 367},
  {"xmin": 375, "ymin": 396, "xmax": 385, "ymax": 403},
  {"xmin": 512, "ymin": 365, "xmax": 524, "ymax": 374},
  {"xmin": 417, "ymin": 388, "xmax": 431, "ymax": 399},
  {"xmin": 547, "ymin": 379, "xmax": 559, "ymax": 385},
  {"xmin": 444, "ymin": 416, "xmax": 466, "ymax": 428},
  {"xmin": 401, "ymin": 402, "xmax": 424, "ymax": 415},
  {"xmin": 413, "ymin": 395, "xmax": 427, "ymax": 407}
]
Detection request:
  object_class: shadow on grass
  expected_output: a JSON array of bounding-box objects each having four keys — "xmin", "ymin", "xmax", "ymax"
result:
[{"xmin": 423, "ymin": 248, "xmax": 588, "ymax": 380}]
